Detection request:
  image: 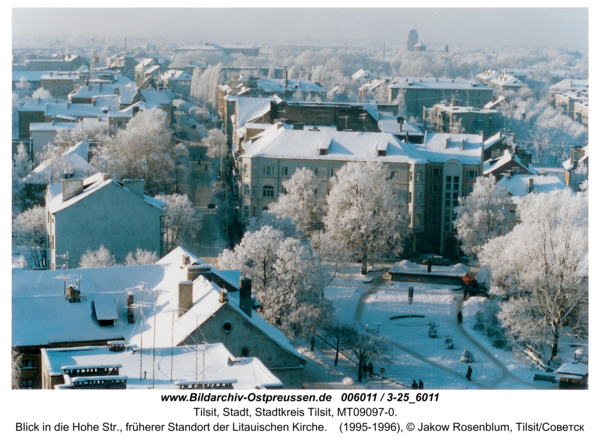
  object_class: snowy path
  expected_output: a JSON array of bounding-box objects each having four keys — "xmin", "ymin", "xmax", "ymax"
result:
[{"xmin": 452, "ymin": 299, "xmax": 541, "ymax": 389}]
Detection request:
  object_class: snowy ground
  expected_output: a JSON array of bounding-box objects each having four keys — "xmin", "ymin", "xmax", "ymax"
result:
[{"xmin": 302, "ymin": 272, "xmax": 563, "ymax": 390}]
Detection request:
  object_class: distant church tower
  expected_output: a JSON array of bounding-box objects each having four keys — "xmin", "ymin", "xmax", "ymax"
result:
[{"xmin": 407, "ymin": 29, "xmax": 419, "ymax": 52}]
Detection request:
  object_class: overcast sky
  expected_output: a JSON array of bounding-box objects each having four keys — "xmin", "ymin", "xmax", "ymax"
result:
[{"xmin": 12, "ymin": 7, "xmax": 589, "ymax": 52}]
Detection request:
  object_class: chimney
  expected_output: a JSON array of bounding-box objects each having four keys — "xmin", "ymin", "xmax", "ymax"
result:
[
  {"xmin": 88, "ymin": 84, "xmax": 92, "ymax": 91},
  {"xmin": 102, "ymin": 173, "xmax": 111, "ymax": 181},
  {"xmin": 571, "ymin": 146, "xmax": 582, "ymax": 165},
  {"xmin": 114, "ymin": 88, "xmax": 120, "ymax": 96},
  {"xmin": 67, "ymin": 285, "xmax": 81, "ymax": 303},
  {"xmin": 123, "ymin": 179, "xmax": 145, "ymax": 198},
  {"xmin": 66, "ymin": 103, "xmax": 70, "ymax": 109},
  {"xmin": 219, "ymin": 288, "xmax": 228, "ymax": 304},
  {"xmin": 187, "ymin": 263, "xmax": 211, "ymax": 282},
  {"xmin": 62, "ymin": 178, "xmax": 84, "ymax": 201},
  {"xmin": 127, "ymin": 293, "xmax": 135, "ymax": 324},
  {"xmin": 178, "ymin": 281, "xmax": 193, "ymax": 317},
  {"xmin": 239, "ymin": 277, "xmax": 253, "ymax": 317},
  {"xmin": 461, "ymin": 139, "xmax": 465, "ymax": 151},
  {"xmin": 99, "ymin": 83, "xmax": 102, "ymax": 92},
  {"xmin": 528, "ymin": 177, "xmax": 534, "ymax": 194},
  {"xmin": 444, "ymin": 138, "xmax": 450, "ymax": 149},
  {"xmin": 182, "ymin": 254, "xmax": 190, "ymax": 266}
]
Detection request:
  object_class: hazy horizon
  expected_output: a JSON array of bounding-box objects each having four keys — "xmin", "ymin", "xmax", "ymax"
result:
[{"xmin": 12, "ymin": 8, "xmax": 589, "ymax": 52}]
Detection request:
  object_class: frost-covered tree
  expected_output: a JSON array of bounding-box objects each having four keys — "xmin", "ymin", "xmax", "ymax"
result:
[
  {"xmin": 15, "ymin": 77, "xmax": 32, "ymax": 91},
  {"xmin": 124, "ymin": 249, "xmax": 158, "ymax": 266},
  {"xmin": 91, "ymin": 108, "xmax": 186, "ymax": 194},
  {"xmin": 450, "ymin": 117, "xmax": 465, "ymax": 134},
  {"xmin": 13, "ymin": 205, "xmax": 46, "ymax": 268},
  {"xmin": 347, "ymin": 332, "xmax": 390, "ymax": 382},
  {"xmin": 12, "ymin": 349, "xmax": 22, "ymax": 389},
  {"xmin": 460, "ymin": 348, "xmax": 475, "ymax": 363},
  {"xmin": 454, "ymin": 176, "xmax": 515, "ymax": 259},
  {"xmin": 12, "ymin": 143, "xmax": 31, "ymax": 210},
  {"xmin": 217, "ymin": 225, "xmax": 333, "ymax": 338},
  {"xmin": 191, "ymin": 63, "xmax": 222, "ymax": 110},
  {"xmin": 324, "ymin": 161, "xmax": 410, "ymax": 274},
  {"xmin": 267, "ymin": 167, "xmax": 323, "ymax": 234},
  {"xmin": 479, "ymin": 190, "xmax": 588, "ymax": 358},
  {"xmin": 202, "ymin": 129, "xmax": 229, "ymax": 179},
  {"xmin": 31, "ymin": 87, "xmax": 52, "ymax": 100},
  {"xmin": 156, "ymin": 193, "xmax": 202, "ymax": 253},
  {"xmin": 79, "ymin": 245, "xmax": 116, "ymax": 268},
  {"xmin": 324, "ymin": 324, "xmax": 358, "ymax": 366}
]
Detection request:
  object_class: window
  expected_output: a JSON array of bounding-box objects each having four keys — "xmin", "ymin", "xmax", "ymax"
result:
[
  {"xmin": 465, "ymin": 186, "xmax": 473, "ymax": 195},
  {"xmin": 241, "ymin": 346, "xmax": 250, "ymax": 357},
  {"xmin": 243, "ymin": 164, "xmax": 248, "ymax": 174},
  {"xmin": 282, "ymin": 166, "xmax": 288, "ymax": 176},
  {"xmin": 281, "ymin": 184, "xmax": 287, "ymax": 195},
  {"xmin": 329, "ymin": 168, "xmax": 336, "ymax": 178},
  {"xmin": 263, "ymin": 185, "xmax": 275, "ymax": 198},
  {"xmin": 416, "ymin": 171, "xmax": 422, "ymax": 181},
  {"xmin": 313, "ymin": 167, "xmax": 319, "ymax": 176},
  {"xmin": 223, "ymin": 322, "xmax": 232, "ymax": 333},
  {"xmin": 444, "ymin": 225, "xmax": 450, "ymax": 232},
  {"xmin": 409, "ymin": 172, "xmax": 413, "ymax": 181},
  {"xmin": 414, "ymin": 215, "xmax": 421, "ymax": 226},
  {"xmin": 388, "ymin": 171, "xmax": 397, "ymax": 180},
  {"xmin": 431, "ymin": 168, "xmax": 441, "ymax": 177},
  {"xmin": 429, "ymin": 201, "xmax": 440, "ymax": 210},
  {"xmin": 408, "ymin": 192, "xmax": 412, "ymax": 203},
  {"xmin": 21, "ymin": 379, "xmax": 34, "ymax": 389},
  {"xmin": 430, "ymin": 218, "xmax": 439, "ymax": 226},
  {"xmin": 319, "ymin": 149, "xmax": 328, "ymax": 156},
  {"xmin": 252, "ymin": 185, "xmax": 256, "ymax": 196},
  {"xmin": 417, "ymin": 192, "xmax": 422, "ymax": 202},
  {"xmin": 430, "ymin": 185, "xmax": 440, "ymax": 193},
  {"xmin": 243, "ymin": 184, "xmax": 249, "ymax": 195},
  {"xmin": 263, "ymin": 165, "xmax": 274, "ymax": 176},
  {"xmin": 244, "ymin": 206, "xmax": 249, "ymax": 218},
  {"xmin": 466, "ymin": 170, "xmax": 478, "ymax": 179},
  {"xmin": 252, "ymin": 207, "xmax": 256, "ymax": 217},
  {"xmin": 21, "ymin": 359, "xmax": 34, "ymax": 368}
]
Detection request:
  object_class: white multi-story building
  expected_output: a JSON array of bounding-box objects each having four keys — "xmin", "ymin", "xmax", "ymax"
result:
[{"xmin": 237, "ymin": 124, "xmax": 483, "ymax": 258}]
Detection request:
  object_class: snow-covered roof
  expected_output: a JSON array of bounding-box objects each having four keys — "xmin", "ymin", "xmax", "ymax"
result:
[
  {"xmin": 29, "ymin": 122, "xmax": 79, "ymax": 132},
  {"xmin": 44, "ymin": 102, "xmax": 114, "ymax": 119},
  {"xmin": 24, "ymin": 141, "xmax": 98, "ymax": 184},
  {"xmin": 378, "ymin": 115, "xmax": 423, "ymax": 136},
  {"xmin": 562, "ymin": 147, "xmax": 588, "ymax": 171},
  {"xmin": 93, "ymin": 295, "xmax": 118, "ymax": 321},
  {"xmin": 242, "ymin": 125, "xmax": 482, "ymax": 165},
  {"xmin": 20, "ymin": 98, "xmax": 69, "ymax": 112},
  {"xmin": 41, "ymin": 74, "xmax": 80, "ymax": 81},
  {"xmin": 254, "ymin": 78, "xmax": 325, "ymax": 94},
  {"xmin": 13, "ymin": 71, "xmax": 53, "ymax": 82},
  {"xmin": 42, "ymin": 344, "xmax": 282, "ymax": 389},
  {"xmin": 140, "ymin": 89, "xmax": 173, "ymax": 107},
  {"xmin": 389, "ymin": 77, "xmax": 491, "ymax": 91},
  {"xmin": 418, "ymin": 133, "xmax": 484, "ymax": 165},
  {"xmin": 234, "ymin": 96, "xmax": 273, "ymax": 128},
  {"xmin": 498, "ymin": 174, "xmax": 568, "ymax": 198},
  {"xmin": 556, "ymin": 361, "xmax": 588, "ymax": 376},
  {"xmin": 483, "ymin": 149, "xmax": 537, "ymax": 176},
  {"xmin": 476, "ymin": 69, "xmax": 499, "ymax": 82},
  {"xmin": 352, "ymin": 69, "xmax": 378, "ymax": 81},
  {"xmin": 489, "ymin": 74, "xmax": 525, "ymax": 89},
  {"xmin": 389, "ymin": 260, "xmax": 470, "ymax": 277},
  {"xmin": 483, "ymin": 131, "xmax": 508, "ymax": 150},
  {"xmin": 160, "ymin": 69, "xmax": 192, "ymax": 82},
  {"xmin": 46, "ymin": 173, "xmax": 165, "ymax": 215},
  {"xmin": 433, "ymin": 103, "xmax": 496, "ymax": 115},
  {"xmin": 69, "ymin": 81, "xmax": 137, "ymax": 99},
  {"xmin": 483, "ymin": 95, "xmax": 509, "ymax": 110},
  {"xmin": 550, "ymin": 79, "xmax": 589, "ymax": 92}
]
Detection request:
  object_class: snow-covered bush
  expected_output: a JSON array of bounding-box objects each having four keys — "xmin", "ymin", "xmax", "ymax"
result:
[
  {"xmin": 124, "ymin": 249, "xmax": 158, "ymax": 266},
  {"xmin": 444, "ymin": 335, "xmax": 454, "ymax": 349},
  {"xmin": 428, "ymin": 322, "xmax": 438, "ymax": 338},
  {"xmin": 461, "ymin": 348, "xmax": 475, "ymax": 363},
  {"xmin": 79, "ymin": 245, "xmax": 116, "ymax": 268}
]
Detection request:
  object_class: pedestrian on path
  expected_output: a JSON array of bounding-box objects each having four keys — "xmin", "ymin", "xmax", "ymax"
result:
[
  {"xmin": 418, "ymin": 380, "xmax": 424, "ymax": 390},
  {"xmin": 362, "ymin": 362, "xmax": 368, "ymax": 378},
  {"xmin": 457, "ymin": 311, "xmax": 463, "ymax": 324},
  {"xmin": 466, "ymin": 365, "xmax": 472, "ymax": 381},
  {"xmin": 411, "ymin": 380, "xmax": 418, "ymax": 389},
  {"xmin": 368, "ymin": 362, "xmax": 374, "ymax": 378}
]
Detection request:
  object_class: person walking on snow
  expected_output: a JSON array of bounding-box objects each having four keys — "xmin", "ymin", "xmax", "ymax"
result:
[
  {"xmin": 457, "ymin": 311, "xmax": 463, "ymax": 324},
  {"xmin": 368, "ymin": 362, "xmax": 374, "ymax": 378},
  {"xmin": 466, "ymin": 365, "xmax": 472, "ymax": 381},
  {"xmin": 418, "ymin": 380, "xmax": 424, "ymax": 390},
  {"xmin": 411, "ymin": 380, "xmax": 419, "ymax": 389},
  {"xmin": 362, "ymin": 362, "xmax": 368, "ymax": 378}
]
